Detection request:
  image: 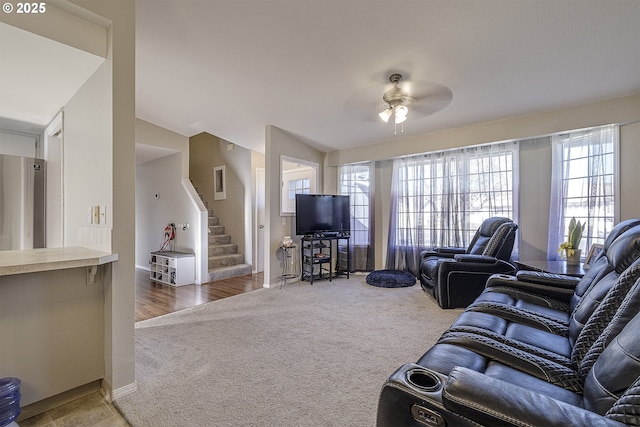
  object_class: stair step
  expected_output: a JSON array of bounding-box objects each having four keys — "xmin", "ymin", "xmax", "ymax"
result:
[
  {"xmin": 208, "ymin": 243, "xmax": 238, "ymax": 256},
  {"xmin": 209, "ymin": 234, "xmax": 232, "ymax": 245},
  {"xmin": 208, "ymin": 216, "xmax": 219, "ymax": 226},
  {"xmin": 208, "ymin": 253, "xmax": 245, "ymax": 269},
  {"xmin": 209, "ymin": 225, "xmax": 225, "ymax": 235},
  {"xmin": 207, "ymin": 264, "xmax": 252, "ymax": 282}
]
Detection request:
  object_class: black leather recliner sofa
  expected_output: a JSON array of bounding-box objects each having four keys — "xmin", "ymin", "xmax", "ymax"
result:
[
  {"xmin": 419, "ymin": 217, "xmax": 518, "ymax": 309},
  {"xmin": 378, "ymin": 219, "xmax": 640, "ymax": 426}
]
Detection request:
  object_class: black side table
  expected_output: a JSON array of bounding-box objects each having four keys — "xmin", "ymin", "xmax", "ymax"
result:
[{"xmin": 515, "ymin": 260, "xmax": 585, "ymax": 278}]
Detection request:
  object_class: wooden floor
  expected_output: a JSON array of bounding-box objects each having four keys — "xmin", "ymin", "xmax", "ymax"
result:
[{"xmin": 135, "ymin": 268, "xmax": 264, "ymax": 322}]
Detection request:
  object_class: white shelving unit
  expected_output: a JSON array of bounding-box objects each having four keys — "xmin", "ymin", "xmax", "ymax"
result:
[{"xmin": 150, "ymin": 251, "xmax": 195, "ymax": 286}]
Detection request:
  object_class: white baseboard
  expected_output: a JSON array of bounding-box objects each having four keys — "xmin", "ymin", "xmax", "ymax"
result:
[{"xmin": 110, "ymin": 381, "xmax": 138, "ymax": 401}]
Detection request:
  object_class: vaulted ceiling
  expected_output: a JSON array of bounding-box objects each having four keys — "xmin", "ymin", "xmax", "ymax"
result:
[
  {"xmin": 1, "ymin": 1, "xmax": 639, "ymax": 156},
  {"xmin": 135, "ymin": 0, "xmax": 640, "ymax": 153}
]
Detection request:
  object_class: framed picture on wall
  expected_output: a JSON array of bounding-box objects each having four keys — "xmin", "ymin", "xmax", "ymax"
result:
[
  {"xmin": 214, "ymin": 165, "xmax": 226, "ymax": 200},
  {"xmin": 584, "ymin": 243, "xmax": 604, "ymax": 270}
]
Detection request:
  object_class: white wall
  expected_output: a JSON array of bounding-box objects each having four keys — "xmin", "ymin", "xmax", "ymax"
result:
[
  {"xmin": 136, "ymin": 153, "xmax": 200, "ymax": 270},
  {"xmin": 63, "ymin": 58, "xmax": 112, "ymax": 251},
  {"xmin": 0, "ymin": 131, "xmax": 37, "ymax": 157}
]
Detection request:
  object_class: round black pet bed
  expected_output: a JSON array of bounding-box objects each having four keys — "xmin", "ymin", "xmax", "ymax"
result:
[{"xmin": 366, "ymin": 269, "xmax": 416, "ymax": 288}]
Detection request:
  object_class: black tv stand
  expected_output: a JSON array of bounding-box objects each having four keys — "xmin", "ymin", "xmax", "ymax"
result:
[{"xmin": 300, "ymin": 235, "xmax": 350, "ymax": 284}]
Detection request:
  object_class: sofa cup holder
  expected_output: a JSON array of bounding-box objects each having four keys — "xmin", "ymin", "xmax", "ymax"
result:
[{"xmin": 405, "ymin": 368, "xmax": 442, "ymax": 393}]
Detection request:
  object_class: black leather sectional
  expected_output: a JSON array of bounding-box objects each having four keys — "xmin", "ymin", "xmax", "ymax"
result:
[{"xmin": 377, "ymin": 219, "xmax": 640, "ymax": 426}]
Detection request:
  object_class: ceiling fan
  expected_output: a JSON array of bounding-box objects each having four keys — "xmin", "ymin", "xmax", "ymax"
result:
[
  {"xmin": 344, "ymin": 72, "xmax": 453, "ymax": 133},
  {"xmin": 377, "ymin": 73, "xmax": 415, "ymax": 127}
]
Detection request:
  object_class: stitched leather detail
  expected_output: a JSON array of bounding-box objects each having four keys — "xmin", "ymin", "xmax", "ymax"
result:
[
  {"xmin": 483, "ymin": 222, "xmax": 516, "ymax": 256},
  {"xmin": 438, "ymin": 331, "xmax": 584, "ymax": 392},
  {"xmin": 606, "ymin": 376, "xmax": 640, "ymax": 425},
  {"xmin": 466, "ymin": 302, "xmax": 569, "ymax": 335},
  {"xmin": 442, "ymin": 326, "xmax": 572, "ymax": 367},
  {"xmin": 578, "ymin": 265, "xmax": 640, "ymax": 378},
  {"xmin": 481, "ymin": 286, "xmax": 571, "ymax": 311}
]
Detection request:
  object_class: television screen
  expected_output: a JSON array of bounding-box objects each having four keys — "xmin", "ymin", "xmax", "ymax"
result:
[{"xmin": 295, "ymin": 194, "xmax": 350, "ymax": 236}]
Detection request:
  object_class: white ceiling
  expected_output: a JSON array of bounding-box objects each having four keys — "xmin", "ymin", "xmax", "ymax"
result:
[
  {"xmin": 1, "ymin": 1, "xmax": 639, "ymax": 158},
  {"xmin": 0, "ymin": 22, "xmax": 104, "ymax": 131},
  {"xmin": 136, "ymin": 0, "xmax": 640, "ymax": 154}
]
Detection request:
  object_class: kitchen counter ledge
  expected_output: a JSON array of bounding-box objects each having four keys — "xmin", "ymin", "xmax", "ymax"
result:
[{"xmin": 0, "ymin": 247, "xmax": 118, "ymax": 276}]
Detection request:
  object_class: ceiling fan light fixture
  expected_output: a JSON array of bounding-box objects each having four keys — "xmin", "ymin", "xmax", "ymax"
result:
[
  {"xmin": 394, "ymin": 113, "xmax": 407, "ymax": 124},
  {"xmin": 378, "ymin": 108, "xmax": 393, "ymax": 123},
  {"xmin": 395, "ymin": 105, "xmax": 408, "ymax": 119}
]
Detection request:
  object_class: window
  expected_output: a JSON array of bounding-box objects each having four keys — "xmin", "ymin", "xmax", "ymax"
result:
[
  {"xmin": 288, "ymin": 178, "xmax": 310, "ymax": 200},
  {"xmin": 339, "ymin": 163, "xmax": 372, "ymax": 246},
  {"xmin": 548, "ymin": 125, "xmax": 618, "ymax": 259},
  {"xmin": 387, "ymin": 142, "xmax": 519, "ymax": 273},
  {"xmin": 339, "ymin": 162, "xmax": 374, "ymax": 271}
]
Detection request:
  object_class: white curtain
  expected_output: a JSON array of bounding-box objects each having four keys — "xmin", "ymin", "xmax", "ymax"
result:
[
  {"xmin": 548, "ymin": 125, "xmax": 617, "ymax": 260},
  {"xmin": 386, "ymin": 142, "xmax": 519, "ymax": 274}
]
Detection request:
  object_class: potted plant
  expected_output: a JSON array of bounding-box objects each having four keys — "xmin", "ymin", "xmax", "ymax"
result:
[{"xmin": 558, "ymin": 217, "xmax": 585, "ymax": 265}]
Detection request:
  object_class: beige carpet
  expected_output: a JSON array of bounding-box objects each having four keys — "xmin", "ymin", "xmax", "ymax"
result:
[{"xmin": 115, "ymin": 275, "xmax": 462, "ymax": 426}]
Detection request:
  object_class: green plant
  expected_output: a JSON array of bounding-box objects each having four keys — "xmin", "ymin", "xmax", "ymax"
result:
[{"xmin": 558, "ymin": 217, "xmax": 585, "ymax": 256}]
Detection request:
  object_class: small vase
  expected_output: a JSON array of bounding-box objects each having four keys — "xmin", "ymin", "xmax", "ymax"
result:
[{"xmin": 566, "ymin": 249, "xmax": 582, "ymax": 265}]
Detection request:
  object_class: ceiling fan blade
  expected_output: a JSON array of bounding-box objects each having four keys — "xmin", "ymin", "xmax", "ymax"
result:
[
  {"xmin": 343, "ymin": 84, "xmax": 391, "ymax": 122},
  {"xmin": 344, "ymin": 79, "xmax": 453, "ymax": 122}
]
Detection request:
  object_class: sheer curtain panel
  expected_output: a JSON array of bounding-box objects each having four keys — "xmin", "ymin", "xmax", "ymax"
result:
[
  {"xmin": 548, "ymin": 125, "xmax": 618, "ymax": 260},
  {"xmin": 386, "ymin": 142, "xmax": 519, "ymax": 274}
]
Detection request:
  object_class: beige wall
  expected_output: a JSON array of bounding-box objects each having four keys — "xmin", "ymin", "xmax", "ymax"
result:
[
  {"xmin": 325, "ymin": 95, "xmax": 640, "ymax": 267},
  {"xmin": 265, "ymin": 126, "xmax": 325, "ymax": 286},
  {"xmin": 620, "ymin": 121, "xmax": 640, "ymax": 220},
  {"xmin": 136, "ymin": 118, "xmax": 189, "ymax": 176},
  {"xmin": 189, "ymin": 133, "xmax": 253, "ymax": 267},
  {"xmin": 71, "ymin": 0, "xmax": 136, "ymax": 402}
]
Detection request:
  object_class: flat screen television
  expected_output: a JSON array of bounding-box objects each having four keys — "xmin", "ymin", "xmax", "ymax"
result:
[{"xmin": 295, "ymin": 194, "xmax": 350, "ymax": 236}]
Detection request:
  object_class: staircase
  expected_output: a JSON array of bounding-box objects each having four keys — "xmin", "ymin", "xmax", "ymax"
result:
[
  {"xmin": 206, "ymin": 209, "xmax": 252, "ymax": 282},
  {"xmin": 192, "ymin": 181, "xmax": 251, "ymax": 282}
]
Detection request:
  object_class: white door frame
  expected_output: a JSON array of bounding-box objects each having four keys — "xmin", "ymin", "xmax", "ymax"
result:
[
  {"xmin": 44, "ymin": 111, "xmax": 64, "ymax": 248},
  {"xmin": 255, "ymin": 167, "xmax": 265, "ymax": 273}
]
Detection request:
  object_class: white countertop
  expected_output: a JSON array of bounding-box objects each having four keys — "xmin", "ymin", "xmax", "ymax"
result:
[{"xmin": 0, "ymin": 247, "xmax": 118, "ymax": 276}]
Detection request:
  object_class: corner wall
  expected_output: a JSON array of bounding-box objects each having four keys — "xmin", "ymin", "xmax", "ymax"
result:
[
  {"xmin": 264, "ymin": 125, "xmax": 325, "ymax": 287},
  {"xmin": 70, "ymin": 0, "xmax": 136, "ymax": 402}
]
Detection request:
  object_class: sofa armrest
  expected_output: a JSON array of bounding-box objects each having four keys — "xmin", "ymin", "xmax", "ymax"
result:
[
  {"xmin": 485, "ymin": 273, "xmax": 577, "ymax": 302},
  {"xmin": 420, "ymin": 247, "xmax": 464, "ymax": 260},
  {"xmin": 443, "ymin": 367, "xmax": 624, "ymax": 427},
  {"xmin": 453, "ymin": 254, "xmax": 498, "ymax": 263},
  {"xmin": 516, "ymin": 270, "xmax": 581, "ymax": 289}
]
